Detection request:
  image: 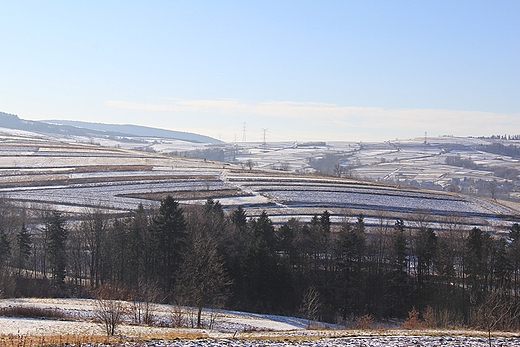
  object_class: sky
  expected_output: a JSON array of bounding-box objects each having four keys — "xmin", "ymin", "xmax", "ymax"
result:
[{"xmin": 1, "ymin": 1, "xmax": 519, "ymax": 142}]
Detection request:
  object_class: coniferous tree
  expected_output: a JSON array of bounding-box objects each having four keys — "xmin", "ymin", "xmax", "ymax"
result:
[
  {"xmin": 44, "ymin": 211, "xmax": 68, "ymax": 286},
  {"xmin": 336, "ymin": 215, "xmax": 366, "ymax": 318},
  {"xmin": 277, "ymin": 218, "xmax": 299, "ymax": 262},
  {"xmin": 227, "ymin": 205, "xmax": 250, "ymax": 301},
  {"xmin": 243, "ymin": 212, "xmax": 275, "ymax": 309},
  {"xmin": 416, "ymin": 227, "xmax": 437, "ymax": 288},
  {"xmin": 320, "ymin": 210, "xmax": 331, "ymax": 233},
  {"xmin": 0, "ymin": 229, "xmax": 12, "ymax": 298},
  {"xmin": 434, "ymin": 232, "xmax": 459, "ymax": 312},
  {"xmin": 242, "ymin": 211, "xmax": 292, "ymax": 312},
  {"xmin": 279, "ymin": 218, "xmax": 308, "ymax": 298},
  {"xmin": 16, "ymin": 223, "xmax": 31, "ymax": 277},
  {"xmin": 231, "ymin": 206, "xmax": 248, "ymax": 233},
  {"xmin": 0, "ymin": 229, "xmax": 10, "ymax": 270},
  {"xmin": 465, "ymin": 227, "xmax": 491, "ymax": 304},
  {"xmin": 109, "ymin": 218, "xmax": 130, "ymax": 286},
  {"xmin": 508, "ymin": 223, "xmax": 520, "ymax": 297},
  {"xmin": 151, "ymin": 196, "xmax": 187, "ymax": 293},
  {"xmin": 392, "ymin": 219, "xmax": 408, "ymax": 275},
  {"xmin": 389, "ymin": 219, "xmax": 409, "ymax": 317},
  {"xmin": 128, "ymin": 204, "xmax": 149, "ymax": 289},
  {"xmin": 490, "ymin": 238, "xmax": 511, "ymax": 293}
]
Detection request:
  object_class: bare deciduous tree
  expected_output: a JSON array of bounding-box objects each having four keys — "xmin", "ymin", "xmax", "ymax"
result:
[
  {"xmin": 471, "ymin": 292, "xmax": 520, "ymax": 347},
  {"xmin": 300, "ymin": 285, "xmax": 321, "ymax": 328},
  {"xmin": 170, "ymin": 302, "xmax": 187, "ymax": 328},
  {"xmin": 130, "ymin": 280, "xmax": 162, "ymax": 326},
  {"xmin": 94, "ymin": 285, "xmax": 129, "ymax": 336},
  {"xmin": 178, "ymin": 228, "xmax": 231, "ymax": 328}
]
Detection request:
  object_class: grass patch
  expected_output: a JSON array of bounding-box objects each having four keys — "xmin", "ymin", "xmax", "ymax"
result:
[
  {"xmin": 0, "ymin": 331, "xmax": 209, "ymax": 347},
  {"xmin": 0, "ymin": 306, "xmax": 66, "ymax": 320}
]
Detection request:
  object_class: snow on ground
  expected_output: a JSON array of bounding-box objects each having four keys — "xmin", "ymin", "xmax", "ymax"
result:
[
  {"xmin": 1, "ymin": 298, "xmax": 520, "ymax": 346},
  {"xmin": 138, "ymin": 336, "xmax": 520, "ymax": 347},
  {"xmin": 0, "ymin": 298, "xmax": 307, "ymax": 334},
  {"xmin": 0, "ymin": 134, "xmax": 518, "ymax": 231}
]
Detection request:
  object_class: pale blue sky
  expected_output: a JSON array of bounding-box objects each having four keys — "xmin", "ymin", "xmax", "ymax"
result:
[{"xmin": 1, "ymin": 1, "xmax": 519, "ymax": 142}]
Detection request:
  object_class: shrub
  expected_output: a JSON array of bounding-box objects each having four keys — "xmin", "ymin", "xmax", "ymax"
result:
[
  {"xmin": 403, "ymin": 307, "xmax": 423, "ymax": 329},
  {"xmin": 0, "ymin": 305, "xmax": 66, "ymax": 319},
  {"xmin": 355, "ymin": 314, "xmax": 375, "ymax": 329},
  {"xmin": 170, "ymin": 304, "xmax": 187, "ymax": 328}
]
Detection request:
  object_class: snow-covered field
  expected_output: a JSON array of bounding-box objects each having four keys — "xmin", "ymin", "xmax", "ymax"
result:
[
  {"xmin": 138, "ymin": 336, "xmax": 520, "ymax": 347},
  {"xmin": 0, "ymin": 129, "xmax": 518, "ymax": 231},
  {"xmin": 1, "ymin": 298, "xmax": 519, "ymax": 346},
  {"xmin": 0, "ymin": 298, "xmax": 310, "ymax": 334}
]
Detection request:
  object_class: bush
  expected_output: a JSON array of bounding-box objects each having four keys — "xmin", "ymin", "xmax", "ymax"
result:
[
  {"xmin": 422, "ymin": 306, "xmax": 464, "ymax": 329},
  {"xmin": 403, "ymin": 307, "xmax": 423, "ymax": 329},
  {"xmin": 355, "ymin": 314, "xmax": 375, "ymax": 329},
  {"xmin": 170, "ymin": 304, "xmax": 187, "ymax": 328}
]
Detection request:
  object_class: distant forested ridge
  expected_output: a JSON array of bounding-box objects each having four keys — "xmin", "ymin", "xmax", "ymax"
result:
[
  {"xmin": 43, "ymin": 119, "xmax": 220, "ymax": 143},
  {"xmin": 478, "ymin": 143, "xmax": 520, "ymax": 159},
  {"xmin": 0, "ymin": 111, "xmax": 219, "ymax": 143},
  {"xmin": 0, "ymin": 112, "xmax": 91, "ymax": 135},
  {"xmin": 1, "ymin": 197, "xmax": 520, "ymax": 329}
]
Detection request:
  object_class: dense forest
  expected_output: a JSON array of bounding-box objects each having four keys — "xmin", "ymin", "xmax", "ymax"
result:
[
  {"xmin": 478, "ymin": 143, "xmax": 520, "ymax": 159},
  {"xmin": 1, "ymin": 197, "xmax": 520, "ymax": 330}
]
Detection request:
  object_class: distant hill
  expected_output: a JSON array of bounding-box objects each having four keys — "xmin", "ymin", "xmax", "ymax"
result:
[
  {"xmin": 0, "ymin": 112, "xmax": 219, "ymax": 143},
  {"xmin": 43, "ymin": 119, "xmax": 220, "ymax": 143},
  {"xmin": 0, "ymin": 111, "xmax": 101, "ymax": 136}
]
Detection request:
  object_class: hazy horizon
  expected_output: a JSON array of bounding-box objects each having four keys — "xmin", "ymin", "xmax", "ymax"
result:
[{"xmin": 1, "ymin": 1, "xmax": 519, "ymax": 142}]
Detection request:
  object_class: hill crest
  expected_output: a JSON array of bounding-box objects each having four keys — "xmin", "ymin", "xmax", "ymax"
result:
[
  {"xmin": 43, "ymin": 119, "xmax": 220, "ymax": 143},
  {"xmin": 0, "ymin": 112, "xmax": 219, "ymax": 143}
]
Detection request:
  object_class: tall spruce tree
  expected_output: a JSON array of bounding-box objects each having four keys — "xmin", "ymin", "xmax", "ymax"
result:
[
  {"xmin": 16, "ymin": 223, "xmax": 31, "ymax": 276},
  {"xmin": 465, "ymin": 227, "xmax": 491, "ymax": 304},
  {"xmin": 336, "ymin": 215, "xmax": 366, "ymax": 318},
  {"xmin": 128, "ymin": 204, "xmax": 148, "ymax": 289},
  {"xmin": 151, "ymin": 196, "xmax": 187, "ymax": 293},
  {"xmin": 231, "ymin": 206, "xmax": 248, "ymax": 233},
  {"xmin": 389, "ymin": 219, "xmax": 409, "ymax": 317},
  {"xmin": 44, "ymin": 211, "xmax": 68, "ymax": 286},
  {"xmin": 416, "ymin": 227, "xmax": 437, "ymax": 288},
  {"xmin": 242, "ymin": 211, "xmax": 292, "ymax": 312},
  {"xmin": 320, "ymin": 210, "xmax": 331, "ymax": 233}
]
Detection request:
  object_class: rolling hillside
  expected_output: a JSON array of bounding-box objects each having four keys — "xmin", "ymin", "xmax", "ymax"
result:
[{"xmin": 0, "ymin": 123, "xmax": 517, "ymax": 232}]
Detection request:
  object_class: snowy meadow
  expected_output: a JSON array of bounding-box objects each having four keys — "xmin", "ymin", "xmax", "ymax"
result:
[{"xmin": 2, "ymin": 129, "xmax": 520, "ymax": 346}]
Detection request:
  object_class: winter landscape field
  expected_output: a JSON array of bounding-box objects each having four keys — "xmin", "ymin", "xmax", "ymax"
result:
[
  {"xmin": 2, "ymin": 117, "xmax": 520, "ymax": 346},
  {"xmin": 0, "ymin": 122, "xmax": 518, "ymax": 232},
  {"xmin": 1, "ymin": 298, "xmax": 520, "ymax": 347}
]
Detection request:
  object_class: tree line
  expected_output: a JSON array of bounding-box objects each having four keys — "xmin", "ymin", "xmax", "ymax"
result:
[
  {"xmin": 477, "ymin": 143, "xmax": 520, "ymax": 159},
  {"xmin": 1, "ymin": 196, "xmax": 520, "ymax": 329}
]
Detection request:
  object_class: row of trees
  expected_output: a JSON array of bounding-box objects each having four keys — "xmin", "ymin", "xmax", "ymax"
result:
[
  {"xmin": 483, "ymin": 135, "xmax": 520, "ymax": 141},
  {"xmin": 1, "ymin": 197, "xmax": 520, "ymax": 329},
  {"xmin": 478, "ymin": 143, "xmax": 520, "ymax": 159}
]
